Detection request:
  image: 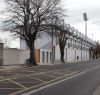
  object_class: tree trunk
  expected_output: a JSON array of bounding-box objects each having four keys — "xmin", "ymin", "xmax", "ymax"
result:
[
  {"xmin": 29, "ymin": 48, "xmax": 37, "ymax": 66},
  {"xmin": 28, "ymin": 41, "xmax": 37, "ymax": 66},
  {"xmin": 61, "ymin": 50, "xmax": 65, "ymax": 63},
  {"xmin": 60, "ymin": 45, "xmax": 65, "ymax": 63}
]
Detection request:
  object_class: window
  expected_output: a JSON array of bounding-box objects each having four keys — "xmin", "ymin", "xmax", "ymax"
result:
[
  {"xmin": 46, "ymin": 52, "xmax": 48, "ymax": 63},
  {"xmin": 42, "ymin": 51, "xmax": 45, "ymax": 63},
  {"xmin": 53, "ymin": 47, "xmax": 55, "ymax": 60},
  {"xmin": 50, "ymin": 52, "xmax": 52, "ymax": 62}
]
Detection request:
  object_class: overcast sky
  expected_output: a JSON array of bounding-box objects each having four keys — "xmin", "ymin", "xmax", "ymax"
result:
[
  {"xmin": 62, "ymin": 0, "xmax": 100, "ymax": 41},
  {"xmin": 0, "ymin": 0, "xmax": 100, "ymax": 48}
]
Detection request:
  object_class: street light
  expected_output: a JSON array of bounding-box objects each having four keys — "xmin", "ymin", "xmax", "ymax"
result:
[
  {"xmin": 83, "ymin": 13, "xmax": 88, "ymax": 39},
  {"xmin": 83, "ymin": 13, "xmax": 88, "ymax": 60}
]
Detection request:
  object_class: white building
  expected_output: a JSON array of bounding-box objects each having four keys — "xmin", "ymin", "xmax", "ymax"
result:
[
  {"xmin": 19, "ymin": 29, "xmax": 95, "ymax": 65},
  {"xmin": 1, "ymin": 26, "xmax": 96, "ymax": 65}
]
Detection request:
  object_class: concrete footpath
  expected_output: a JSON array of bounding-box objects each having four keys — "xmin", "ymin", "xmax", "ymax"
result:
[{"xmin": 92, "ymin": 86, "xmax": 100, "ymax": 95}]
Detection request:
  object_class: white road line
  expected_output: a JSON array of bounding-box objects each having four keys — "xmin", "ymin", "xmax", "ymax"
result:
[
  {"xmin": 85, "ymin": 65, "xmax": 100, "ymax": 72},
  {"xmin": 22, "ymin": 65, "xmax": 100, "ymax": 95}
]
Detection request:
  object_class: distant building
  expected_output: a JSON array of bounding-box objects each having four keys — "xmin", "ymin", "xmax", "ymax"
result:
[
  {"xmin": 20, "ymin": 30, "xmax": 95, "ymax": 65},
  {"xmin": 0, "ymin": 26, "xmax": 96, "ymax": 65}
]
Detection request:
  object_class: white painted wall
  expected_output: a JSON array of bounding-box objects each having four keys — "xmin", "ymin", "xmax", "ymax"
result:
[
  {"xmin": 20, "ymin": 39, "xmax": 29, "ymax": 50},
  {"xmin": 55, "ymin": 44, "xmax": 60, "ymax": 61},
  {"xmin": 3, "ymin": 47, "xmax": 90, "ymax": 66},
  {"xmin": 20, "ymin": 32, "xmax": 52, "ymax": 50},
  {"xmin": 67, "ymin": 47, "xmax": 75, "ymax": 62},
  {"xmin": 19, "ymin": 31, "xmax": 91, "ymax": 65},
  {"xmin": 76, "ymin": 49, "xmax": 81, "ymax": 61},
  {"xmin": 35, "ymin": 33, "xmax": 52, "ymax": 49},
  {"xmin": 55, "ymin": 44, "xmax": 90, "ymax": 63},
  {"xmin": 3, "ymin": 48, "xmax": 29, "ymax": 65}
]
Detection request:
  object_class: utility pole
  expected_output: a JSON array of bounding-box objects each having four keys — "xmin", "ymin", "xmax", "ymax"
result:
[{"xmin": 51, "ymin": 17, "xmax": 57, "ymax": 64}]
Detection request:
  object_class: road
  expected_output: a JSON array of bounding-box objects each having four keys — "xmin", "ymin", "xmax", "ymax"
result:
[
  {"xmin": 23, "ymin": 59, "xmax": 100, "ymax": 95},
  {"xmin": 0, "ymin": 59, "xmax": 100, "ymax": 95}
]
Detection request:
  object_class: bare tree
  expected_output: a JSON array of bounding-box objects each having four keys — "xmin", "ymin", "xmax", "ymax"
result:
[
  {"xmin": 93, "ymin": 41, "xmax": 100, "ymax": 59},
  {"xmin": 58, "ymin": 21, "xmax": 69, "ymax": 63},
  {"xmin": 3, "ymin": 0, "xmax": 63, "ymax": 65},
  {"xmin": 40, "ymin": 16, "xmax": 69, "ymax": 63},
  {"xmin": 49, "ymin": 18, "xmax": 69, "ymax": 63}
]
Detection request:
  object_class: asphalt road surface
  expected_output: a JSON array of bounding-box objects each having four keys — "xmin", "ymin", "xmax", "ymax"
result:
[
  {"xmin": 23, "ymin": 59, "xmax": 100, "ymax": 95},
  {"xmin": 0, "ymin": 59, "xmax": 100, "ymax": 95}
]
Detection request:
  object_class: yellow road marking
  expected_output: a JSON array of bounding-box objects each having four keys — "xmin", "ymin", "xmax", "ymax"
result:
[
  {"xmin": 0, "ymin": 75, "xmax": 24, "ymax": 81},
  {"xmin": 45, "ymin": 74, "xmax": 72, "ymax": 83},
  {"xmin": 21, "ymin": 69, "xmax": 36, "ymax": 72},
  {"xmin": 8, "ymin": 79, "xmax": 27, "ymax": 89},
  {"xmin": 0, "ymin": 73, "xmax": 47, "ymax": 82},
  {"xmin": 44, "ymin": 73, "xmax": 58, "ymax": 78},
  {"xmin": 0, "ymin": 76, "xmax": 4, "ymax": 78},
  {"xmin": 10, "ymin": 82, "xmax": 45, "ymax": 95},
  {"xmin": 10, "ymin": 72, "xmax": 78, "ymax": 95},
  {"xmin": 22, "ymin": 74, "xmax": 47, "ymax": 83},
  {"xmin": 0, "ymin": 67, "xmax": 78, "ymax": 95},
  {"xmin": 0, "ymin": 88, "xmax": 23, "ymax": 89}
]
